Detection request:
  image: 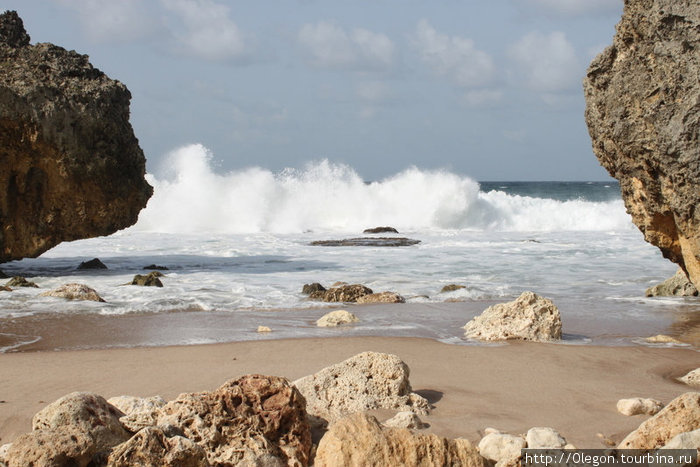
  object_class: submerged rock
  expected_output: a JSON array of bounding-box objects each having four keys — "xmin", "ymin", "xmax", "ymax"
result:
[
  {"xmin": 301, "ymin": 282, "xmax": 326, "ymax": 295},
  {"xmin": 584, "ymin": 0, "xmax": 700, "ymax": 290},
  {"xmin": 316, "ymin": 309, "xmax": 359, "ymax": 327},
  {"xmin": 441, "ymin": 284, "xmax": 466, "ymax": 293},
  {"xmin": 356, "ymin": 291, "xmax": 405, "ymax": 304},
  {"xmin": 313, "ymin": 284, "xmax": 373, "ymax": 303},
  {"xmin": 77, "ymin": 258, "xmax": 107, "ymax": 270},
  {"xmin": 315, "ymin": 413, "xmax": 484, "ymax": 467},
  {"xmin": 311, "ymin": 237, "xmax": 420, "ymax": 247},
  {"xmin": 5, "ymin": 276, "xmax": 38, "ymax": 288},
  {"xmin": 40, "ymin": 283, "xmax": 105, "ymax": 302},
  {"xmin": 293, "ymin": 351, "xmax": 430, "ymax": 423},
  {"xmin": 363, "ymin": 226, "xmax": 399, "ymax": 234},
  {"xmin": 0, "ymin": 11, "xmax": 152, "ymax": 263},
  {"xmin": 463, "ymin": 291, "xmax": 562, "ymax": 342},
  {"xmin": 129, "ymin": 271, "xmax": 164, "ymax": 287},
  {"xmin": 143, "ymin": 264, "xmax": 169, "ymax": 270},
  {"xmin": 646, "ymin": 269, "xmax": 698, "ymax": 297}
]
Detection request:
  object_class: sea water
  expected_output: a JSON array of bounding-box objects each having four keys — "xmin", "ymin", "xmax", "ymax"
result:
[{"xmin": 1, "ymin": 145, "xmax": 697, "ymax": 351}]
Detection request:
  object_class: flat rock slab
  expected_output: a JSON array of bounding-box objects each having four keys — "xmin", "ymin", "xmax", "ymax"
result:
[{"xmin": 310, "ymin": 237, "xmax": 421, "ymax": 247}]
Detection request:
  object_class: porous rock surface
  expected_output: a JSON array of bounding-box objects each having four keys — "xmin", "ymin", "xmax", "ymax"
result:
[
  {"xmin": 316, "ymin": 309, "xmax": 359, "ymax": 327},
  {"xmin": 463, "ymin": 291, "xmax": 562, "ymax": 342},
  {"xmin": 6, "ymin": 426, "xmax": 97, "ymax": 467},
  {"xmin": 40, "ymin": 283, "xmax": 105, "ymax": 302},
  {"xmin": 618, "ymin": 392, "xmax": 700, "ymax": 449},
  {"xmin": 107, "ymin": 395, "xmax": 166, "ymax": 433},
  {"xmin": 646, "ymin": 269, "xmax": 698, "ymax": 297},
  {"xmin": 310, "ymin": 284, "xmax": 373, "ymax": 302},
  {"xmin": 584, "ymin": 0, "xmax": 700, "ymax": 289},
  {"xmin": 293, "ymin": 351, "xmax": 430, "ymax": 423},
  {"xmin": 356, "ymin": 291, "xmax": 406, "ymax": 304},
  {"xmin": 156, "ymin": 374, "xmax": 311, "ymax": 466},
  {"xmin": 477, "ymin": 432, "xmax": 526, "ymax": 467},
  {"xmin": 107, "ymin": 426, "xmax": 209, "ymax": 467},
  {"xmin": 679, "ymin": 368, "xmax": 700, "ymax": 388},
  {"xmin": 0, "ymin": 10, "xmax": 151, "ymax": 263},
  {"xmin": 314, "ymin": 412, "xmax": 485, "ymax": 467}
]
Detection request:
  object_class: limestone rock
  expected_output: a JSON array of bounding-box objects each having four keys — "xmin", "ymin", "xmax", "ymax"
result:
[
  {"xmin": 316, "ymin": 310, "xmax": 359, "ymax": 327},
  {"xmin": 77, "ymin": 258, "xmax": 107, "ymax": 270},
  {"xmin": 0, "ymin": 11, "xmax": 152, "ymax": 263},
  {"xmin": 660, "ymin": 428, "xmax": 700, "ymax": 465},
  {"xmin": 32, "ymin": 392, "xmax": 130, "ymax": 451},
  {"xmin": 40, "ymin": 283, "xmax": 105, "ymax": 302},
  {"xmin": 616, "ymin": 397, "xmax": 664, "ymax": 416},
  {"xmin": 0, "ymin": 444, "xmax": 9, "ymax": 465},
  {"xmin": 525, "ymin": 427, "xmax": 567, "ymax": 449},
  {"xmin": 463, "ymin": 291, "xmax": 562, "ymax": 342},
  {"xmin": 363, "ymin": 226, "xmax": 399, "ymax": 234},
  {"xmin": 301, "ymin": 282, "xmax": 325, "ymax": 295},
  {"xmin": 107, "ymin": 426, "xmax": 209, "ymax": 467},
  {"xmin": 107, "ymin": 395, "xmax": 166, "ymax": 433},
  {"xmin": 129, "ymin": 271, "xmax": 164, "ymax": 287},
  {"xmin": 477, "ymin": 432, "xmax": 526, "ymax": 467},
  {"xmin": 583, "ymin": 0, "xmax": 700, "ymax": 290},
  {"xmin": 156, "ymin": 374, "xmax": 311, "ymax": 466},
  {"xmin": 293, "ymin": 351, "xmax": 430, "ymax": 423},
  {"xmin": 441, "ymin": 284, "xmax": 466, "ymax": 293},
  {"xmin": 646, "ymin": 270, "xmax": 698, "ymax": 297},
  {"xmin": 314, "ymin": 413, "xmax": 485, "ymax": 467},
  {"xmin": 313, "ymin": 284, "xmax": 373, "ymax": 303},
  {"xmin": 679, "ymin": 368, "xmax": 700, "ymax": 388},
  {"xmin": 383, "ymin": 411, "xmax": 426, "ymax": 430},
  {"xmin": 6, "ymin": 426, "xmax": 96, "ymax": 467},
  {"xmin": 356, "ymin": 291, "xmax": 406, "ymax": 304},
  {"xmin": 618, "ymin": 392, "xmax": 700, "ymax": 449},
  {"xmin": 645, "ymin": 334, "xmax": 684, "ymax": 344},
  {"xmin": 257, "ymin": 325, "xmax": 272, "ymax": 333},
  {"xmin": 5, "ymin": 276, "xmax": 37, "ymax": 288}
]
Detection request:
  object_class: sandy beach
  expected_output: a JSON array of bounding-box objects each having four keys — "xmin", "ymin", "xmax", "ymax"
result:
[{"xmin": 1, "ymin": 335, "xmax": 697, "ymax": 450}]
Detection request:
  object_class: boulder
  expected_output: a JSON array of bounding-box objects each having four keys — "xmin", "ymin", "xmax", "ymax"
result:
[
  {"xmin": 301, "ymin": 282, "xmax": 325, "ymax": 295},
  {"xmin": 646, "ymin": 269, "xmax": 698, "ymax": 297},
  {"xmin": 107, "ymin": 426, "xmax": 209, "ymax": 467},
  {"xmin": 477, "ymin": 432, "xmax": 526, "ymax": 467},
  {"xmin": 156, "ymin": 374, "xmax": 311, "ymax": 466},
  {"xmin": 441, "ymin": 284, "xmax": 466, "ymax": 293},
  {"xmin": 616, "ymin": 397, "xmax": 664, "ymax": 416},
  {"xmin": 107, "ymin": 395, "xmax": 166, "ymax": 433},
  {"xmin": 356, "ymin": 291, "xmax": 405, "ymax": 304},
  {"xmin": 5, "ymin": 276, "xmax": 37, "ymax": 288},
  {"xmin": 463, "ymin": 291, "xmax": 562, "ymax": 342},
  {"xmin": 383, "ymin": 411, "xmax": 426, "ymax": 430},
  {"xmin": 363, "ymin": 226, "xmax": 399, "ymax": 234},
  {"xmin": 679, "ymin": 368, "xmax": 700, "ymax": 388},
  {"xmin": 584, "ymin": 0, "xmax": 700, "ymax": 290},
  {"xmin": 293, "ymin": 351, "xmax": 430, "ymax": 423},
  {"xmin": 310, "ymin": 237, "xmax": 421, "ymax": 247},
  {"xmin": 316, "ymin": 310, "xmax": 359, "ymax": 327},
  {"xmin": 0, "ymin": 11, "xmax": 152, "ymax": 263},
  {"xmin": 40, "ymin": 283, "xmax": 105, "ymax": 302},
  {"xmin": 525, "ymin": 427, "xmax": 567, "ymax": 449},
  {"xmin": 77, "ymin": 258, "xmax": 107, "ymax": 270},
  {"xmin": 314, "ymin": 413, "xmax": 485, "ymax": 467},
  {"xmin": 314, "ymin": 284, "xmax": 373, "ymax": 303},
  {"xmin": 32, "ymin": 392, "xmax": 131, "ymax": 451},
  {"xmin": 618, "ymin": 392, "xmax": 700, "ymax": 449},
  {"xmin": 129, "ymin": 271, "xmax": 164, "ymax": 287},
  {"xmin": 6, "ymin": 426, "xmax": 97, "ymax": 467}
]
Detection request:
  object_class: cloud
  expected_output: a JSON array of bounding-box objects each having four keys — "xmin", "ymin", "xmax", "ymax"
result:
[
  {"xmin": 520, "ymin": 0, "xmax": 622, "ymax": 17},
  {"xmin": 464, "ymin": 89, "xmax": 503, "ymax": 107},
  {"xmin": 53, "ymin": 0, "xmax": 153, "ymax": 42},
  {"xmin": 161, "ymin": 0, "xmax": 248, "ymax": 62},
  {"xmin": 507, "ymin": 31, "xmax": 581, "ymax": 93},
  {"xmin": 298, "ymin": 21, "xmax": 395, "ymax": 71},
  {"xmin": 414, "ymin": 20, "xmax": 495, "ymax": 89}
]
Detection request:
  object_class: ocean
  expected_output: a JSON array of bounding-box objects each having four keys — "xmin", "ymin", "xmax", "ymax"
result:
[{"xmin": 1, "ymin": 144, "xmax": 698, "ymax": 352}]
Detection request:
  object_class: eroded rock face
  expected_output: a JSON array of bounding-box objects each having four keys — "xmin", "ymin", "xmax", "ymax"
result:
[
  {"xmin": 107, "ymin": 426, "xmax": 209, "ymax": 467},
  {"xmin": 40, "ymin": 283, "xmax": 105, "ymax": 302},
  {"xmin": 314, "ymin": 413, "xmax": 485, "ymax": 467},
  {"xmin": 293, "ymin": 351, "xmax": 430, "ymax": 423},
  {"xmin": 6, "ymin": 427, "xmax": 96, "ymax": 467},
  {"xmin": 583, "ymin": 0, "xmax": 700, "ymax": 289},
  {"xmin": 356, "ymin": 291, "xmax": 405, "ymax": 304},
  {"xmin": 646, "ymin": 269, "xmax": 698, "ymax": 297},
  {"xmin": 0, "ymin": 11, "xmax": 152, "ymax": 263},
  {"xmin": 156, "ymin": 374, "xmax": 311, "ymax": 466}
]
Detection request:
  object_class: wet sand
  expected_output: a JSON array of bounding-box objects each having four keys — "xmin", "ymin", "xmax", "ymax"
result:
[{"xmin": 0, "ymin": 336, "xmax": 697, "ymax": 449}]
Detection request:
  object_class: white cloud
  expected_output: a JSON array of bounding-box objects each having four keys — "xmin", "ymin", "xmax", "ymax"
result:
[
  {"xmin": 298, "ymin": 21, "xmax": 395, "ymax": 71},
  {"xmin": 414, "ymin": 20, "xmax": 495, "ymax": 88},
  {"xmin": 53, "ymin": 0, "xmax": 153, "ymax": 42},
  {"xmin": 521, "ymin": 0, "xmax": 622, "ymax": 17},
  {"xmin": 161, "ymin": 0, "xmax": 248, "ymax": 62},
  {"xmin": 507, "ymin": 31, "xmax": 581, "ymax": 93}
]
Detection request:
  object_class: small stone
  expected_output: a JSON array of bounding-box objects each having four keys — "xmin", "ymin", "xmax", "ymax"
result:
[
  {"xmin": 128, "ymin": 271, "xmax": 164, "ymax": 287},
  {"xmin": 525, "ymin": 427, "xmax": 567, "ymax": 449},
  {"xmin": 257, "ymin": 325, "xmax": 272, "ymax": 333},
  {"xmin": 645, "ymin": 334, "xmax": 684, "ymax": 344},
  {"xmin": 316, "ymin": 310, "xmax": 359, "ymax": 327},
  {"xmin": 616, "ymin": 398, "xmax": 664, "ymax": 416},
  {"xmin": 383, "ymin": 411, "xmax": 425, "ymax": 429},
  {"xmin": 678, "ymin": 368, "xmax": 700, "ymax": 388},
  {"xmin": 477, "ymin": 432, "xmax": 526, "ymax": 466},
  {"xmin": 40, "ymin": 283, "xmax": 105, "ymax": 302},
  {"xmin": 4, "ymin": 276, "xmax": 38, "ymax": 288},
  {"xmin": 77, "ymin": 258, "xmax": 107, "ymax": 270}
]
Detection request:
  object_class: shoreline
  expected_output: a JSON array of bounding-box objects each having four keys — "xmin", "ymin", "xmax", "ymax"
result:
[{"xmin": 0, "ymin": 335, "xmax": 697, "ymax": 449}]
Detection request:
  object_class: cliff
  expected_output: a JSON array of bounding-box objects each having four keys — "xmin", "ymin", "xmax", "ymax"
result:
[
  {"xmin": 0, "ymin": 11, "xmax": 152, "ymax": 262},
  {"xmin": 584, "ymin": 0, "xmax": 700, "ymax": 289}
]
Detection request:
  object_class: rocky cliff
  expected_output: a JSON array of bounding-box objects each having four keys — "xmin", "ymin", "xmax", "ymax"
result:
[
  {"xmin": 584, "ymin": 0, "xmax": 700, "ymax": 289},
  {"xmin": 0, "ymin": 11, "xmax": 152, "ymax": 262}
]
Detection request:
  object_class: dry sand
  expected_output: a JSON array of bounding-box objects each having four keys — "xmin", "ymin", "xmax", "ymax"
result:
[{"xmin": 0, "ymin": 336, "xmax": 697, "ymax": 449}]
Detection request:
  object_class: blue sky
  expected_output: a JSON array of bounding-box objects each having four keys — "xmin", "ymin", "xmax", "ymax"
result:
[{"xmin": 5, "ymin": 0, "xmax": 623, "ymax": 181}]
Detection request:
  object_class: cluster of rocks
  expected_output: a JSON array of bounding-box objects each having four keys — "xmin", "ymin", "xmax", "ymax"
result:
[{"xmin": 301, "ymin": 282, "xmax": 405, "ymax": 304}]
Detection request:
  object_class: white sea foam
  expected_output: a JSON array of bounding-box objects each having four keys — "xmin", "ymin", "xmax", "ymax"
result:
[{"xmin": 132, "ymin": 144, "xmax": 632, "ymax": 234}]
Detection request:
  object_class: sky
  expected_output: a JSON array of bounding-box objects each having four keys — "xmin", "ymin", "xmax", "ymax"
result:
[{"xmin": 4, "ymin": 0, "xmax": 624, "ymax": 181}]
